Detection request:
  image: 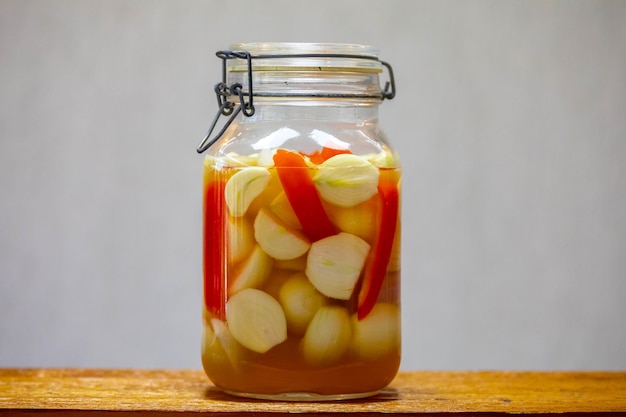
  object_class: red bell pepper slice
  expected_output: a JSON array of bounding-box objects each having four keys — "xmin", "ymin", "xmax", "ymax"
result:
[
  {"xmin": 203, "ymin": 176, "xmax": 228, "ymax": 320},
  {"xmin": 357, "ymin": 170, "xmax": 400, "ymax": 320},
  {"xmin": 303, "ymin": 147, "xmax": 352, "ymax": 164},
  {"xmin": 273, "ymin": 149, "xmax": 337, "ymax": 242}
]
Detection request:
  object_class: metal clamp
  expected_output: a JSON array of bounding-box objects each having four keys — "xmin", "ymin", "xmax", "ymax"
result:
[
  {"xmin": 196, "ymin": 51, "xmax": 256, "ymax": 153},
  {"xmin": 380, "ymin": 60, "xmax": 396, "ymax": 100}
]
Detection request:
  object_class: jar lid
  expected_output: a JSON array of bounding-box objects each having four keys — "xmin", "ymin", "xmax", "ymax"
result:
[{"xmin": 225, "ymin": 42, "xmax": 383, "ymax": 74}]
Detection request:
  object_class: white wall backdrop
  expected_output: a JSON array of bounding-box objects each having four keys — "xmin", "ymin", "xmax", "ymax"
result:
[{"xmin": 1, "ymin": 0, "xmax": 625, "ymax": 371}]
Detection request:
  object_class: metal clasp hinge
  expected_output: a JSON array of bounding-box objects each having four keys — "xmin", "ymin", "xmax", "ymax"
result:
[
  {"xmin": 197, "ymin": 51, "xmax": 255, "ymax": 154},
  {"xmin": 380, "ymin": 60, "xmax": 396, "ymax": 100}
]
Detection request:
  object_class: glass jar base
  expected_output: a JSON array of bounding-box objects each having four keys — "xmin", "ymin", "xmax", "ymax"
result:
[{"xmin": 223, "ymin": 389, "xmax": 381, "ymax": 402}]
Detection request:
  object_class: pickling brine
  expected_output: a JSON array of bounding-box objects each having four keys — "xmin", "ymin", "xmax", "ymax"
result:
[{"xmin": 201, "ymin": 148, "xmax": 401, "ymax": 399}]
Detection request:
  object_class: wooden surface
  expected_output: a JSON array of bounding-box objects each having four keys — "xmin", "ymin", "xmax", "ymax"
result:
[{"xmin": 1, "ymin": 368, "xmax": 625, "ymax": 416}]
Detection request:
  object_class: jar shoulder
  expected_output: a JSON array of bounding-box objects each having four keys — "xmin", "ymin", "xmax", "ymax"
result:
[{"xmin": 208, "ymin": 119, "xmax": 395, "ymax": 158}]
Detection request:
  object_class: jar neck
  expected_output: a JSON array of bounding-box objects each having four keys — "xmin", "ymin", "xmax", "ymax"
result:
[{"xmin": 228, "ymin": 70, "xmax": 384, "ymax": 101}]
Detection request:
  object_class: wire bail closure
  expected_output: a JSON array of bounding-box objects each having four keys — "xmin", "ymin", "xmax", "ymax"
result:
[{"xmin": 197, "ymin": 50, "xmax": 396, "ymax": 153}]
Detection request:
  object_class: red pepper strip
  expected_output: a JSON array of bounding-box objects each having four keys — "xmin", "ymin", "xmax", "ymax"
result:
[
  {"xmin": 320, "ymin": 146, "xmax": 352, "ymax": 161},
  {"xmin": 302, "ymin": 147, "xmax": 352, "ymax": 164},
  {"xmin": 273, "ymin": 149, "xmax": 337, "ymax": 242},
  {"xmin": 357, "ymin": 170, "xmax": 400, "ymax": 320},
  {"xmin": 203, "ymin": 177, "xmax": 227, "ymax": 320}
]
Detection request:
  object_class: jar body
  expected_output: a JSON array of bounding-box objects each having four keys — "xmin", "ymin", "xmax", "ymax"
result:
[{"xmin": 201, "ymin": 101, "xmax": 401, "ymax": 400}]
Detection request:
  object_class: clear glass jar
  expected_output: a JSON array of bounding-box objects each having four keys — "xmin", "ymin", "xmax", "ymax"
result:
[{"xmin": 199, "ymin": 43, "xmax": 401, "ymax": 401}]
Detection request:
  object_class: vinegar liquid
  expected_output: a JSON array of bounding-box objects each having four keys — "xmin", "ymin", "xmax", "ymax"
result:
[{"xmin": 201, "ymin": 150, "xmax": 401, "ymax": 400}]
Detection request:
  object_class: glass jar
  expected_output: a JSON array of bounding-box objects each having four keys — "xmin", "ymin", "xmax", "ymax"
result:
[{"xmin": 198, "ymin": 43, "xmax": 401, "ymax": 401}]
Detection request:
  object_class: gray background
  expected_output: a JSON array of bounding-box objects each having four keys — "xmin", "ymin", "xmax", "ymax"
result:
[{"xmin": 1, "ymin": 0, "xmax": 625, "ymax": 371}]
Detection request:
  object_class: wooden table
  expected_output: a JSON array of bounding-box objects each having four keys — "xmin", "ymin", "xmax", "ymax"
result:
[{"xmin": 1, "ymin": 369, "xmax": 625, "ymax": 415}]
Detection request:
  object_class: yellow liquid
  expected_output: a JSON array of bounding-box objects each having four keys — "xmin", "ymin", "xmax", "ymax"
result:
[{"xmin": 201, "ymin": 156, "xmax": 401, "ymax": 399}]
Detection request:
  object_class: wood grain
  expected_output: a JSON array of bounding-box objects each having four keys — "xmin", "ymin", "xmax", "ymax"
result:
[{"xmin": 1, "ymin": 369, "xmax": 625, "ymax": 416}]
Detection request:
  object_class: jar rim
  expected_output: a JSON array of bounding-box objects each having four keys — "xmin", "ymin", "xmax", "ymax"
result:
[
  {"xmin": 228, "ymin": 42, "xmax": 379, "ymax": 57},
  {"xmin": 225, "ymin": 42, "xmax": 383, "ymax": 74}
]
